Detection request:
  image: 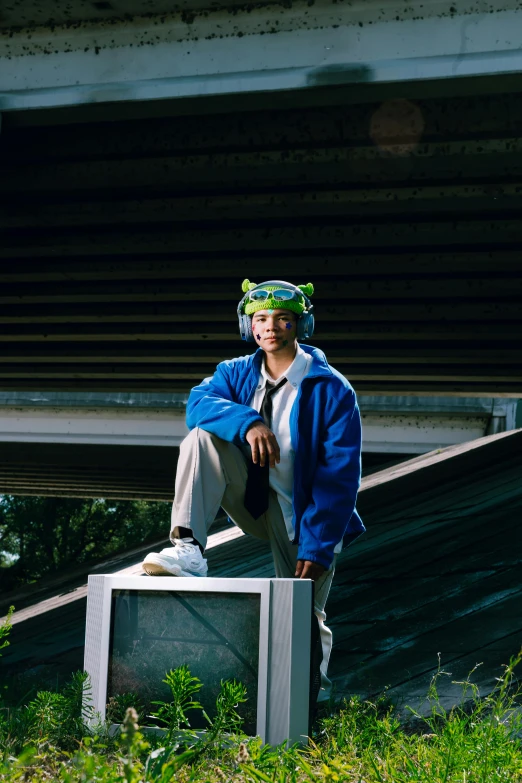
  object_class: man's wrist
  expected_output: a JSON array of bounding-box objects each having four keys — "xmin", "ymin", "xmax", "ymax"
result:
[
  {"xmin": 240, "ymin": 414, "xmax": 263, "ymax": 442},
  {"xmin": 297, "ymin": 552, "xmax": 332, "ymax": 570}
]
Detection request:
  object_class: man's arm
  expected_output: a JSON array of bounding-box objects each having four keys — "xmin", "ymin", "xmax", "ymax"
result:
[
  {"xmin": 297, "ymin": 389, "xmax": 362, "ymax": 571},
  {"xmin": 187, "ymin": 362, "xmax": 262, "ymax": 447}
]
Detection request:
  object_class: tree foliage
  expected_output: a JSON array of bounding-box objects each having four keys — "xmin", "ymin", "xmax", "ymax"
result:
[{"xmin": 0, "ymin": 495, "xmax": 170, "ymax": 590}]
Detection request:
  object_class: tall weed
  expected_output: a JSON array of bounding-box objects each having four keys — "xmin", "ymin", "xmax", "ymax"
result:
[
  {"xmin": 0, "ymin": 671, "xmax": 94, "ymax": 756},
  {"xmin": 0, "ymin": 657, "xmax": 521, "ymax": 781},
  {"xmin": 150, "ymin": 663, "xmax": 203, "ymax": 741}
]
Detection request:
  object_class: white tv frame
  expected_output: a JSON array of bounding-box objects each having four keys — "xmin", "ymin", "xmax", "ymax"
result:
[{"xmin": 84, "ymin": 575, "xmax": 312, "ymax": 746}]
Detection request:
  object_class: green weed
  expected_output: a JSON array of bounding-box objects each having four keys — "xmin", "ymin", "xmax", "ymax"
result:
[
  {"xmin": 0, "ymin": 656, "xmax": 521, "ymax": 781},
  {"xmin": 106, "ymin": 693, "xmax": 146, "ymax": 726},
  {"xmin": 150, "ymin": 664, "xmax": 203, "ymax": 741},
  {"xmin": 0, "ymin": 607, "xmax": 14, "ymax": 658}
]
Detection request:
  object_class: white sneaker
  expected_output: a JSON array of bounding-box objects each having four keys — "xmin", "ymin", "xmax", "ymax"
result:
[{"xmin": 142, "ymin": 539, "xmax": 208, "ymax": 577}]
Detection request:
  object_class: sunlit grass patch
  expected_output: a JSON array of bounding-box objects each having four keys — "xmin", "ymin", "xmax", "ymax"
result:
[{"xmin": 1, "ymin": 607, "xmax": 521, "ymax": 782}]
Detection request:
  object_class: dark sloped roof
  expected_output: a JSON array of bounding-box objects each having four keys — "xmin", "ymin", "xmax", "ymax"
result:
[{"xmin": 1, "ymin": 428, "xmax": 521, "ymax": 712}]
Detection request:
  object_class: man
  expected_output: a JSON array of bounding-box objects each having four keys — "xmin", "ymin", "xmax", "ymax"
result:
[{"xmin": 143, "ymin": 279, "xmax": 364, "ymax": 700}]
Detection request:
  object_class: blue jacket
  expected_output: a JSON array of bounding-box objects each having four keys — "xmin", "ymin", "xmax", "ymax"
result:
[{"xmin": 186, "ymin": 344, "xmax": 365, "ymax": 569}]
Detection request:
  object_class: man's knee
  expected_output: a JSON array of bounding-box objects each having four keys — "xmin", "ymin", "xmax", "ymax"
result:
[
  {"xmin": 182, "ymin": 427, "xmax": 218, "ymax": 449},
  {"xmin": 181, "ymin": 428, "xmax": 245, "ymax": 467}
]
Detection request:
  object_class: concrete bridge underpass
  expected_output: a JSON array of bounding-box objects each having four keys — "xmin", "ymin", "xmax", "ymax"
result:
[{"xmin": 0, "ymin": 392, "xmax": 518, "ymax": 500}]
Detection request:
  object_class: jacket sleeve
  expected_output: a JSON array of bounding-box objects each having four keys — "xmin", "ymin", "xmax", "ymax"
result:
[
  {"xmin": 297, "ymin": 389, "xmax": 362, "ymax": 570},
  {"xmin": 186, "ymin": 362, "xmax": 263, "ymax": 448}
]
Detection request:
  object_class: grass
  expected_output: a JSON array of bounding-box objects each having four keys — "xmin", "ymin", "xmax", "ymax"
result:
[{"xmin": 0, "ymin": 608, "xmax": 521, "ymax": 782}]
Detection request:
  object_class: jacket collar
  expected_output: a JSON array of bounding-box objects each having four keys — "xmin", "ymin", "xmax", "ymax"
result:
[{"xmin": 251, "ymin": 343, "xmax": 332, "ymax": 379}]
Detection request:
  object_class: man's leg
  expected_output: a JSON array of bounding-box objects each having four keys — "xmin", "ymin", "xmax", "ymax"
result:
[
  {"xmin": 264, "ymin": 490, "xmax": 336, "ymax": 703},
  {"xmin": 144, "ymin": 428, "xmax": 336, "ymax": 695},
  {"xmin": 143, "ymin": 427, "xmax": 268, "ymax": 575},
  {"xmin": 171, "ymin": 427, "xmax": 270, "ymax": 545},
  {"xmin": 171, "ymin": 432, "xmax": 336, "ymax": 693}
]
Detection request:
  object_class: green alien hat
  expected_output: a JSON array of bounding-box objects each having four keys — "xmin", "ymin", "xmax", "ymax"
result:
[{"xmin": 241, "ymin": 279, "xmax": 314, "ymax": 316}]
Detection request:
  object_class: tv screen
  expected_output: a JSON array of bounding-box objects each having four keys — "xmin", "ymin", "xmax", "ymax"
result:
[
  {"xmin": 84, "ymin": 575, "xmax": 312, "ymax": 745},
  {"xmin": 108, "ymin": 589, "xmax": 261, "ymax": 734}
]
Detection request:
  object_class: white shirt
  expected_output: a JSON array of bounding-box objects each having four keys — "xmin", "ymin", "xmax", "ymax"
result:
[{"xmin": 250, "ymin": 345, "xmax": 312, "ymax": 541}]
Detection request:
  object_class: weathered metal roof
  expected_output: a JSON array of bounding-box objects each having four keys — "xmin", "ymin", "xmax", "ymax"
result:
[
  {"xmin": 1, "ymin": 90, "xmax": 522, "ymax": 395},
  {"xmin": 2, "ymin": 429, "xmax": 521, "ymax": 711}
]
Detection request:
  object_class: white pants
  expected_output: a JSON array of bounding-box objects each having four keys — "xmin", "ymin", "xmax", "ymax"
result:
[{"xmin": 171, "ymin": 427, "xmax": 336, "ymax": 700}]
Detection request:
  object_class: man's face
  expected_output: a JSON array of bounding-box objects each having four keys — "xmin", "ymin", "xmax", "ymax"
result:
[{"xmin": 251, "ymin": 309, "xmax": 297, "ymax": 352}]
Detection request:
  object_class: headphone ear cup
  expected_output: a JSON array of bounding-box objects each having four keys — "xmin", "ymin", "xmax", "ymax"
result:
[
  {"xmin": 239, "ymin": 313, "xmax": 255, "ymax": 342},
  {"xmin": 297, "ymin": 312, "xmax": 314, "ymax": 340},
  {"xmin": 306, "ymin": 312, "xmax": 315, "ymax": 339}
]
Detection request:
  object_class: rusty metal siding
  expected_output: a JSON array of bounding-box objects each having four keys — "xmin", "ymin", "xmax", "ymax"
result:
[{"xmin": 0, "ymin": 91, "xmax": 521, "ymax": 395}]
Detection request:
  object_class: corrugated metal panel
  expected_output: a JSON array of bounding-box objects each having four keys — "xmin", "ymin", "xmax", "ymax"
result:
[
  {"xmin": 1, "ymin": 92, "xmax": 522, "ymax": 395},
  {"xmin": 0, "ymin": 442, "xmax": 178, "ymax": 500}
]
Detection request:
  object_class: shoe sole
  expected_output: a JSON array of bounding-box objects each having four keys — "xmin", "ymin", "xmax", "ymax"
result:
[{"xmin": 142, "ymin": 554, "xmax": 207, "ymax": 578}]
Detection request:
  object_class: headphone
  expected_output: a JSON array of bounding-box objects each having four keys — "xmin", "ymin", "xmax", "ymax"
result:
[{"xmin": 237, "ymin": 280, "xmax": 315, "ymax": 343}]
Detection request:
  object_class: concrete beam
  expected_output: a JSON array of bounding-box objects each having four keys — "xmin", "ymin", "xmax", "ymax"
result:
[
  {"xmin": 0, "ymin": 391, "xmax": 188, "ymax": 409},
  {"xmin": 0, "ymin": 406, "xmax": 188, "ymax": 446},
  {"xmin": 1, "ymin": 1, "xmax": 522, "ymax": 111},
  {"xmin": 362, "ymin": 413, "xmax": 490, "ymax": 454},
  {"xmin": 360, "ymin": 395, "xmax": 518, "ymax": 452},
  {"xmin": 0, "ymin": 393, "xmax": 517, "ymax": 453}
]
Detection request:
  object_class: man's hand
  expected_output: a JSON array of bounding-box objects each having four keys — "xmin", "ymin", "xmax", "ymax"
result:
[
  {"xmin": 246, "ymin": 422, "xmax": 280, "ymax": 468},
  {"xmin": 295, "ymin": 559, "xmax": 325, "ymax": 582}
]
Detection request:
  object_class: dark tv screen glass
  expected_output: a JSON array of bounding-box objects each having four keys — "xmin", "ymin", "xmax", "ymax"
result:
[{"xmin": 107, "ymin": 590, "xmax": 261, "ymax": 734}]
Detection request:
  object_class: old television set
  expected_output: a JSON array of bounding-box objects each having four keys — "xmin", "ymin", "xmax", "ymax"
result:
[{"xmin": 84, "ymin": 575, "xmax": 313, "ymax": 745}]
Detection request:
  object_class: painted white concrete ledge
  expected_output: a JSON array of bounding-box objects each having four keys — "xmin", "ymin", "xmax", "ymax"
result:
[
  {"xmin": 0, "ymin": 407, "xmax": 188, "ymax": 447},
  {"xmin": 1, "ymin": 1, "xmax": 522, "ymax": 110},
  {"xmin": 0, "ymin": 395, "xmax": 515, "ymax": 452}
]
